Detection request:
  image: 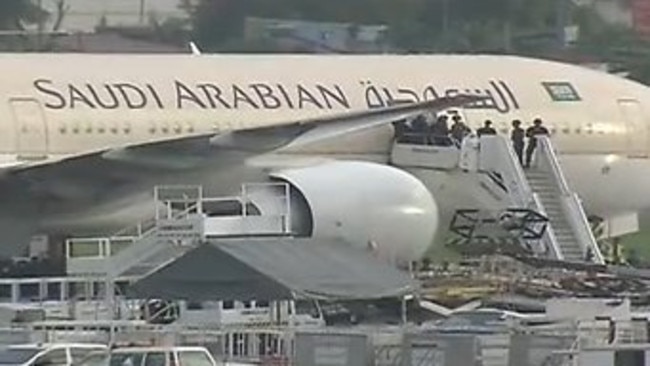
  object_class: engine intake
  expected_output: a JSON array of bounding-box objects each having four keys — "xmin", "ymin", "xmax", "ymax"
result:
[{"xmin": 270, "ymin": 161, "xmax": 438, "ymax": 261}]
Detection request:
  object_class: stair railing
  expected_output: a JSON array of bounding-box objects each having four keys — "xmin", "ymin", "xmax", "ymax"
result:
[
  {"xmin": 477, "ymin": 135, "xmax": 563, "ymax": 258},
  {"xmin": 536, "ymin": 137, "xmax": 604, "ymax": 264}
]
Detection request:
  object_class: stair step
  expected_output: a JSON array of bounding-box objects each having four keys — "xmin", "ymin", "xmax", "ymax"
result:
[
  {"xmin": 558, "ymin": 240, "xmax": 579, "ymax": 246},
  {"xmin": 552, "ymin": 230, "xmax": 572, "ymax": 235},
  {"xmin": 555, "ymin": 234, "xmax": 576, "ymax": 238},
  {"xmin": 561, "ymin": 248, "xmax": 581, "ymax": 252},
  {"xmin": 546, "ymin": 213, "xmax": 563, "ymax": 218},
  {"xmin": 561, "ymin": 249, "xmax": 583, "ymax": 254},
  {"xmin": 550, "ymin": 223, "xmax": 571, "ymax": 229},
  {"xmin": 559, "ymin": 245, "xmax": 581, "ymax": 251}
]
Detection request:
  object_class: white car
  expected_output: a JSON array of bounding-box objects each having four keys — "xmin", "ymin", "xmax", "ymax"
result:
[
  {"xmin": 107, "ymin": 347, "xmax": 218, "ymax": 366},
  {"xmin": 0, "ymin": 343, "xmax": 107, "ymax": 366}
]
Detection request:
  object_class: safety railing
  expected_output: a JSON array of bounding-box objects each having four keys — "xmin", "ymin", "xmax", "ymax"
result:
[
  {"xmin": 536, "ymin": 137, "xmax": 604, "ymax": 264},
  {"xmin": 67, "ymin": 182, "xmax": 294, "ymax": 277},
  {"xmin": 478, "ymin": 135, "xmax": 534, "ymax": 208},
  {"xmin": 531, "ymin": 193, "xmax": 564, "ymax": 260},
  {"xmin": 477, "ymin": 136, "xmax": 562, "ymax": 259}
]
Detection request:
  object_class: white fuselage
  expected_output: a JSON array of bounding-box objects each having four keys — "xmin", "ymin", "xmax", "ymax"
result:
[{"xmin": 1, "ymin": 54, "xmax": 650, "ymax": 224}]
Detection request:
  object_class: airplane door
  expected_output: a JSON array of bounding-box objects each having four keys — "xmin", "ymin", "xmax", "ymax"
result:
[
  {"xmin": 10, "ymin": 98, "xmax": 48, "ymax": 160},
  {"xmin": 618, "ymin": 99, "xmax": 648, "ymax": 157}
]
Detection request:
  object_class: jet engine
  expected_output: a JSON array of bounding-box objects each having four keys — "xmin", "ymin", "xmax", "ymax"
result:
[{"xmin": 269, "ymin": 161, "xmax": 438, "ymax": 262}]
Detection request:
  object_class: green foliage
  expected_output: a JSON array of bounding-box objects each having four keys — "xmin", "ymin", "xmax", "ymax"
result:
[
  {"xmin": 181, "ymin": 0, "xmax": 650, "ymax": 82},
  {"xmin": 185, "ymin": 0, "xmax": 561, "ymax": 51},
  {"xmin": 0, "ymin": 0, "xmax": 47, "ymax": 30}
]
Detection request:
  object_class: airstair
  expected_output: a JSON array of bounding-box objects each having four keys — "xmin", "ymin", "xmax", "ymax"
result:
[
  {"xmin": 390, "ymin": 134, "xmax": 604, "ymax": 264},
  {"xmin": 66, "ymin": 183, "xmax": 293, "ymax": 278}
]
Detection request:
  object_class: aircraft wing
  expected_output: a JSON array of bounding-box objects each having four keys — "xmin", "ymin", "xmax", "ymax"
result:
[
  {"xmin": 7, "ymin": 95, "xmax": 479, "ymax": 175},
  {"xmin": 0, "ymin": 95, "xmax": 479, "ymax": 253},
  {"xmin": 208, "ymin": 95, "xmax": 481, "ymax": 152}
]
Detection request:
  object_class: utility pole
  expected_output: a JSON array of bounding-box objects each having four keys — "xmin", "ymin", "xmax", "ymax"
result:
[
  {"xmin": 442, "ymin": 0, "xmax": 449, "ymax": 36},
  {"xmin": 555, "ymin": 0, "xmax": 569, "ymax": 49},
  {"xmin": 139, "ymin": 0, "xmax": 146, "ymax": 24},
  {"xmin": 37, "ymin": 0, "xmax": 44, "ymax": 50},
  {"xmin": 504, "ymin": 0, "xmax": 513, "ymax": 52}
]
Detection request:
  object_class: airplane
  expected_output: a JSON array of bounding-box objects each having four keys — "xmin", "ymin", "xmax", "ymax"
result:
[{"xmin": 0, "ymin": 53, "xmax": 648, "ymax": 260}]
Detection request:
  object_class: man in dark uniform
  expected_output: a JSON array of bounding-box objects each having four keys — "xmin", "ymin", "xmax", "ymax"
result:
[
  {"xmin": 477, "ymin": 120, "xmax": 497, "ymax": 136},
  {"xmin": 392, "ymin": 119, "xmax": 408, "ymax": 143},
  {"xmin": 430, "ymin": 114, "xmax": 450, "ymax": 145},
  {"xmin": 525, "ymin": 118, "xmax": 549, "ymax": 168},
  {"xmin": 450, "ymin": 115, "xmax": 471, "ymax": 146},
  {"xmin": 411, "ymin": 114, "xmax": 429, "ymax": 144},
  {"xmin": 511, "ymin": 120, "xmax": 525, "ymax": 165}
]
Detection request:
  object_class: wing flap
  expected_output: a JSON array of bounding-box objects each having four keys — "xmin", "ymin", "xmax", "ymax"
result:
[{"xmin": 210, "ymin": 95, "xmax": 481, "ymax": 152}]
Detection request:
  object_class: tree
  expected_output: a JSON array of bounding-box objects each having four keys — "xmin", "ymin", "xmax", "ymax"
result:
[
  {"xmin": 181, "ymin": 0, "xmax": 581, "ymax": 53},
  {"xmin": 0, "ymin": 0, "xmax": 46, "ymax": 30}
]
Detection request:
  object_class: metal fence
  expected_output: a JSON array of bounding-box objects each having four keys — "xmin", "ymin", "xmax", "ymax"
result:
[{"xmin": 1, "ymin": 321, "xmax": 649, "ymax": 365}]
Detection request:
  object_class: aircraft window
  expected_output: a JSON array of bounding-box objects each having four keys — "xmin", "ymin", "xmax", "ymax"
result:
[
  {"xmin": 72, "ymin": 126, "xmax": 80, "ymax": 134},
  {"xmin": 161, "ymin": 126, "xmax": 169, "ymax": 134},
  {"xmin": 562, "ymin": 127, "xmax": 570, "ymax": 134},
  {"xmin": 98, "ymin": 127, "xmax": 105, "ymax": 134},
  {"xmin": 110, "ymin": 127, "xmax": 118, "ymax": 134},
  {"xmin": 149, "ymin": 127, "xmax": 156, "ymax": 134},
  {"xmin": 575, "ymin": 128, "xmax": 581, "ymax": 134},
  {"xmin": 86, "ymin": 126, "xmax": 93, "ymax": 134},
  {"xmin": 123, "ymin": 126, "xmax": 131, "ymax": 134},
  {"xmin": 187, "ymin": 124, "xmax": 195, "ymax": 133},
  {"xmin": 174, "ymin": 124, "xmax": 182, "ymax": 134},
  {"xmin": 222, "ymin": 301, "xmax": 234, "ymax": 310},
  {"xmin": 59, "ymin": 126, "xmax": 67, "ymax": 134}
]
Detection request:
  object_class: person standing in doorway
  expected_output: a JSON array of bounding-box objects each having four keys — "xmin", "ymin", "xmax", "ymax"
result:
[
  {"xmin": 511, "ymin": 120, "xmax": 525, "ymax": 165},
  {"xmin": 525, "ymin": 118, "xmax": 549, "ymax": 168},
  {"xmin": 477, "ymin": 120, "xmax": 497, "ymax": 136},
  {"xmin": 430, "ymin": 114, "xmax": 450, "ymax": 145},
  {"xmin": 450, "ymin": 115, "xmax": 471, "ymax": 146}
]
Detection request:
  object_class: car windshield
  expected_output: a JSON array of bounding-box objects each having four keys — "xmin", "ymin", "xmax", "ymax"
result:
[
  {"xmin": 0, "ymin": 349, "xmax": 40, "ymax": 364},
  {"xmin": 76, "ymin": 352, "xmax": 109, "ymax": 366},
  {"xmin": 109, "ymin": 353, "xmax": 144, "ymax": 366}
]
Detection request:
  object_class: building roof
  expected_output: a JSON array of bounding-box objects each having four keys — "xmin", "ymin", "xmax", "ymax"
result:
[
  {"xmin": 128, "ymin": 238, "xmax": 417, "ymax": 301},
  {"xmin": 52, "ymin": 31, "xmax": 185, "ymax": 53}
]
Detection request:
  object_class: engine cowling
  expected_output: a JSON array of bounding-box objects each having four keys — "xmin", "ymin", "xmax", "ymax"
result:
[{"xmin": 270, "ymin": 161, "xmax": 438, "ymax": 262}]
